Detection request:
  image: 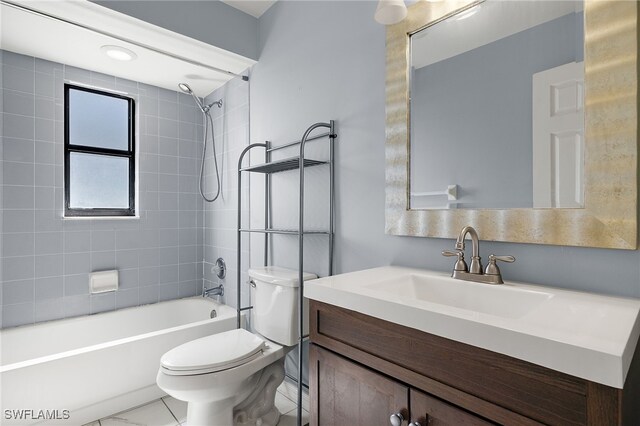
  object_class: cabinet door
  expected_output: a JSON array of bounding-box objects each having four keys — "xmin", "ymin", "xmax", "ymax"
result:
[
  {"xmin": 410, "ymin": 389, "xmax": 496, "ymax": 426},
  {"xmin": 310, "ymin": 344, "xmax": 408, "ymax": 426}
]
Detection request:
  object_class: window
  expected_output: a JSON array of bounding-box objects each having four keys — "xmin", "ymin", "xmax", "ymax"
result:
[{"xmin": 64, "ymin": 84, "xmax": 135, "ymax": 217}]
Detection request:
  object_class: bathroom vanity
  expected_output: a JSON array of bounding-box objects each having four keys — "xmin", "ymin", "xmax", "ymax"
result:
[{"xmin": 306, "ymin": 267, "xmax": 640, "ymax": 425}]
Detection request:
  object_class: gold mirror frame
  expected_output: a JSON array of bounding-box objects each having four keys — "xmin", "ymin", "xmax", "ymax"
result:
[{"xmin": 385, "ymin": 0, "xmax": 638, "ymax": 249}]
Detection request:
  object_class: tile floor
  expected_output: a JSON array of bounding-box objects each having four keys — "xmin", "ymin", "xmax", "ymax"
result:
[{"xmin": 84, "ymin": 381, "xmax": 309, "ymax": 426}]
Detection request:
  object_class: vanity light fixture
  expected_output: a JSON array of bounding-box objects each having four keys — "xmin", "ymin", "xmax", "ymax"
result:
[
  {"xmin": 100, "ymin": 45, "xmax": 137, "ymax": 61},
  {"xmin": 375, "ymin": 0, "xmax": 407, "ymax": 25}
]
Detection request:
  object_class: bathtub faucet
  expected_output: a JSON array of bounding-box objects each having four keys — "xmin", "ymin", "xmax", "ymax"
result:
[{"xmin": 203, "ymin": 284, "xmax": 224, "ymax": 298}]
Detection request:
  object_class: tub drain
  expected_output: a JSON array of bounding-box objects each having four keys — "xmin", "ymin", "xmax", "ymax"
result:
[{"xmin": 210, "ymin": 309, "xmax": 217, "ymax": 318}]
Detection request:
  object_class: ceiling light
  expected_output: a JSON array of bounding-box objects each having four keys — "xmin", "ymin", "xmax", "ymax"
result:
[
  {"xmin": 375, "ymin": 0, "xmax": 407, "ymax": 25},
  {"xmin": 100, "ymin": 45, "xmax": 137, "ymax": 62}
]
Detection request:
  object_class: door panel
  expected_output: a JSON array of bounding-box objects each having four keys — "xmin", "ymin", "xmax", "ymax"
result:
[
  {"xmin": 310, "ymin": 344, "xmax": 408, "ymax": 426},
  {"xmin": 532, "ymin": 61, "xmax": 585, "ymax": 208}
]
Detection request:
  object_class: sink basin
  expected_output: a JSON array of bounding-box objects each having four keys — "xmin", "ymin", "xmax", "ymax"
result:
[
  {"xmin": 364, "ymin": 274, "xmax": 552, "ymax": 319},
  {"xmin": 304, "ymin": 266, "xmax": 640, "ymax": 389}
]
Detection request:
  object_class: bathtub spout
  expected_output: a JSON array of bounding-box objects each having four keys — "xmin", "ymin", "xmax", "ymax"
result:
[{"xmin": 203, "ymin": 284, "xmax": 224, "ymax": 298}]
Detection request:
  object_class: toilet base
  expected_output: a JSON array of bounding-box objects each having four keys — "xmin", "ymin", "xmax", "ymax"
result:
[
  {"xmin": 234, "ymin": 359, "xmax": 285, "ymax": 426},
  {"xmin": 187, "ymin": 400, "xmax": 234, "ymax": 426},
  {"xmin": 182, "ymin": 359, "xmax": 285, "ymax": 426}
]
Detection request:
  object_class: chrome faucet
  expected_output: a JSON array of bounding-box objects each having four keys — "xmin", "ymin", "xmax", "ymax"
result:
[
  {"xmin": 442, "ymin": 226, "xmax": 515, "ymax": 284},
  {"xmin": 203, "ymin": 284, "xmax": 224, "ymax": 298}
]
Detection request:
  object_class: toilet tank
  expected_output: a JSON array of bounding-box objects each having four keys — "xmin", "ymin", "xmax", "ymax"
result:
[{"xmin": 249, "ymin": 266, "xmax": 317, "ymax": 346}]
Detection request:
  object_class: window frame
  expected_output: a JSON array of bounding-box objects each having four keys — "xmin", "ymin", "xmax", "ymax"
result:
[{"xmin": 64, "ymin": 83, "xmax": 136, "ymax": 217}]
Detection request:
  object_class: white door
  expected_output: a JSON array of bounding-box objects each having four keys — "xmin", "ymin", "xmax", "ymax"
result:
[{"xmin": 532, "ymin": 61, "xmax": 584, "ymax": 208}]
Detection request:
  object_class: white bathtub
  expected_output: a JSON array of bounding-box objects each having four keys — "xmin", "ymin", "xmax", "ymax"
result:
[{"xmin": 0, "ymin": 297, "xmax": 241, "ymax": 425}]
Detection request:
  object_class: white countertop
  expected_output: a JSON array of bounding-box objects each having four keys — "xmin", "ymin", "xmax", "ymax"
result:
[{"xmin": 305, "ymin": 266, "xmax": 640, "ymax": 389}]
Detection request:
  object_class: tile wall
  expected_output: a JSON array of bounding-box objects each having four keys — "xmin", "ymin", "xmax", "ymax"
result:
[
  {"xmin": 0, "ymin": 50, "xmax": 206, "ymax": 328},
  {"xmin": 202, "ymin": 75, "xmax": 251, "ymax": 311}
]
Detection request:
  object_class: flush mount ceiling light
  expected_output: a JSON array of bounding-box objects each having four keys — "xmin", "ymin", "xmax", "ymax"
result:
[
  {"xmin": 375, "ymin": 0, "xmax": 407, "ymax": 25},
  {"xmin": 100, "ymin": 45, "xmax": 137, "ymax": 61}
]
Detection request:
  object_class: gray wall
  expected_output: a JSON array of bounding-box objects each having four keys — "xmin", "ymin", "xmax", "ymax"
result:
[
  {"xmin": 0, "ymin": 51, "xmax": 205, "ymax": 328},
  {"xmin": 93, "ymin": 0, "xmax": 259, "ymax": 61},
  {"xmin": 251, "ymin": 0, "xmax": 640, "ymax": 304},
  {"xmin": 250, "ymin": 1, "xmax": 639, "ymax": 385},
  {"xmin": 411, "ymin": 12, "xmax": 584, "ymax": 209}
]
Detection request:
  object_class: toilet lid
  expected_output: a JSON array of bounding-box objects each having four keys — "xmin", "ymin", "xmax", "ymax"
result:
[{"xmin": 160, "ymin": 329, "xmax": 266, "ymax": 375}]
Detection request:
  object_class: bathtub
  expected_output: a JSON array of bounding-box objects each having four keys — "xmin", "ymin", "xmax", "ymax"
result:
[{"xmin": 0, "ymin": 297, "xmax": 241, "ymax": 425}]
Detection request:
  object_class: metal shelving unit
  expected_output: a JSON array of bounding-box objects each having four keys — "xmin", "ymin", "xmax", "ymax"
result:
[{"xmin": 236, "ymin": 121, "xmax": 336, "ymax": 426}]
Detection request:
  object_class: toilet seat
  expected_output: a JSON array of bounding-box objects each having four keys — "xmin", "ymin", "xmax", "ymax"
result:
[{"xmin": 160, "ymin": 328, "xmax": 266, "ymax": 376}]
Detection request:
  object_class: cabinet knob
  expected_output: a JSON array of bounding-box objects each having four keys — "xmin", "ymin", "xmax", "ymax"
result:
[{"xmin": 390, "ymin": 412, "xmax": 404, "ymax": 426}]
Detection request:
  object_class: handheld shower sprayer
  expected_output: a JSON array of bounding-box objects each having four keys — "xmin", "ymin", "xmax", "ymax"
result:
[
  {"xmin": 178, "ymin": 82, "xmax": 223, "ymax": 202},
  {"xmin": 177, "ymin": 82, "xmax": 192, "ymax": 93}
]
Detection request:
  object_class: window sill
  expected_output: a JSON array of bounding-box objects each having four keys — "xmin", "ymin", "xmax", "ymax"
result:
[{"xmin": 62, "ymin": 215, "xmax": 140, "ymax": 220}]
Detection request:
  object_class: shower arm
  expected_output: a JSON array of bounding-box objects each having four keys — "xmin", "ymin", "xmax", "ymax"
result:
[{"xmin": 178, "ymin": 82, "xmax": 222, "ymax": 113}]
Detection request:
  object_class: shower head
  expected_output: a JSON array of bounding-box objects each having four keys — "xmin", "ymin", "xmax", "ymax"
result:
[
  {"xmin": 178, "ymin": 83, "xmax": 193, "ymax": 94},
  {"xmin": 178, "ymin": 82, "xmax": 222, "ymax": 113}
]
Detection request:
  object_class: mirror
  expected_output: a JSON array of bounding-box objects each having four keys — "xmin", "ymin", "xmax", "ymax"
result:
[
  {"xmin": 410, "ymin": 1, "xmax": 584, "ymax": 210},
  {"xmin": 385, "ymin": 0, "xmax": 637, "ymax": 248}
]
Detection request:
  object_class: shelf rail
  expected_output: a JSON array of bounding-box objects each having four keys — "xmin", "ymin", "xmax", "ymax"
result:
[
  {"xmin": 236, "ymin": 143, "xmax": 267, "ymax": 329},
  {"xmin": 236, "ymin": 122, "xmax": 336, "ymax": 426},
  {"xmin": 266, "ymin": 131, "xmax": 333, "ymax": 153}
]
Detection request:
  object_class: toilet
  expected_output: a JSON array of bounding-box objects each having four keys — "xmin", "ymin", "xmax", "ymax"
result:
[{"xmin": 156, "ymin": 266, "xmax": 317, "ymax": 426}]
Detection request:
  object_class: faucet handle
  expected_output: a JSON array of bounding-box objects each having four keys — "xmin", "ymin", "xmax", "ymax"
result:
[
  {"xmin": 485, "ymin": 254, "xmax": 515, "ymax": 276},
  {"xmin": 442, "ymin": 250, "xmax": 468, "ymax": 272},
  {"xmin": 490, "ymin": 255, "xmax": 515, "ymax": 263}
]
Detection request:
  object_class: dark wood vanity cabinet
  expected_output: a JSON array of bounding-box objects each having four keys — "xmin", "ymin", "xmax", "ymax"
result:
[
  {"xmin": 310, "ymin": 344, "xmax": 409, "ymax": 425},
  {"xmin": 309, "ymin": 300, "xmax": 640, "ymax": 426},
  {"xmin": 311, "ymin": 343, "xmax": 494, "ymax": 425}
]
